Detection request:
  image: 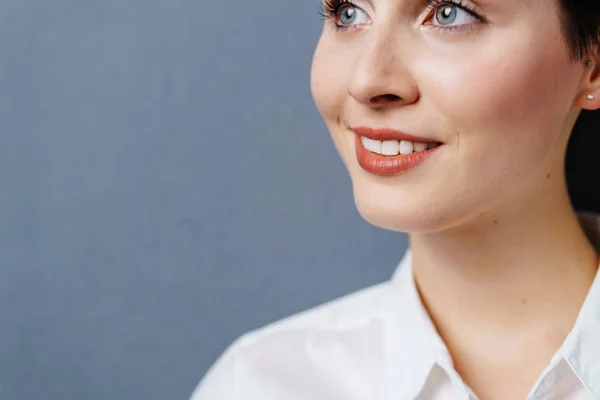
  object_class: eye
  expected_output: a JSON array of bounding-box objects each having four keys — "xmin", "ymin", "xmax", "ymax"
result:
[
  {"xmin": 320, "ymin": 0, "xmax": 370, "ymax": 30},
  {"xmin": 435, "ymin": 4, "xmax": 476, "ymax": 26},
  {"xmin": 423, "ymin": 1, "xmax": 482, "ymax": 30},
  {"xmin": 337, "ymin": 4, "xmax": 369, "ymax": 27}
]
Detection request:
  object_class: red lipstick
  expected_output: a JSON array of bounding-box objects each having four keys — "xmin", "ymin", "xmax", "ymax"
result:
[
  {"xmin": 351, "ymin": 126, "xmax": 441, "ymax": 143},
  {"xmin": 352, "ymin": 127, "xmax": 443, "ymax": 176}
]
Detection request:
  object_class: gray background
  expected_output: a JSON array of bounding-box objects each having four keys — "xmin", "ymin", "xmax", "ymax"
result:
[{"xmin": 0, "ymin": 1, "xmax": 408, "ymax": 399}]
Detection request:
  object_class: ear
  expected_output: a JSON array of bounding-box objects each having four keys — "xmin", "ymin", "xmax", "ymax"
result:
[{"xmin": 575, "ymin": 46, "xmax": 600, "ymax": 110}]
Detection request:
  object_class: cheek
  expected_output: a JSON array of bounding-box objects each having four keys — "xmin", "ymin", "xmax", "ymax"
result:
[
  {"xmin": 311, "ymin": 38, "xmax": 362, "ymax": 171},
  {"xmin": 310, "ymin": 39, "xmax": 351, "ymax": 122},
  {"xmin": 420, "ymin": 35, "xmax": 575, "ymax": 184}
]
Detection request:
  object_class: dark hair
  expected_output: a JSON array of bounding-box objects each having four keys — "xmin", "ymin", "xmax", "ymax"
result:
[
  {"xmin": 565, "ymin": 111, "xmax": 599, "ymax": 213},
  {"xmin": 560, "ymin": 1, "xmax": 600, "ymax": 213},
  {"xmin": 559, "ymin": 0, "xmax": 600, "ymax": 60}
]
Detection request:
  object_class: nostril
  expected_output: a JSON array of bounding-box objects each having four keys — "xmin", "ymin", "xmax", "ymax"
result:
[{"xmin": 371, "ymin": 94, "xmax": 401, "ymax": 104}]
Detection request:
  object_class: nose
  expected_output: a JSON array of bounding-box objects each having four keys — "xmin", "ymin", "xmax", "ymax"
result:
[{"xmin": 347, "ymin": 29, "xmax": 419, "ymax": 108}]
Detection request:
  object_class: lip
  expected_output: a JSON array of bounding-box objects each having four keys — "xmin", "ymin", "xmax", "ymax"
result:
[
  {"xmin": 354, "ymin": 133, "xmax": 442, "ymax": 176},
  {"xmin": 351, "ymin": 126, "xmax": 442, "ymax": 144}
]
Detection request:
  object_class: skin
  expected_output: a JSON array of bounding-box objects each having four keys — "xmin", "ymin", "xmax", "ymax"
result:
[{"xmin": 310, "ymin": 0, "xmax": 600, "ymax": 398}]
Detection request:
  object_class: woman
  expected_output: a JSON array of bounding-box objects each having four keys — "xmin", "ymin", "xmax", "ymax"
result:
[{"xmin": 192, "ymin": 0, "xmax": 600, "ymax": 398}]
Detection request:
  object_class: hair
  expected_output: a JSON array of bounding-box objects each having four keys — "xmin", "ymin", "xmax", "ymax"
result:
[
  {"xmin": 559, "ymin": 0, "xmax": 600, "ymax": 213},
  {"xmin": 559, "ymin": 0, "xmax": 600, "ymax": 60}
]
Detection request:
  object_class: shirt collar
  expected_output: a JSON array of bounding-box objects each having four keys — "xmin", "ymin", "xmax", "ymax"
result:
[
  {"xmin": 384, "ymin": 248, "xmax": 438, "ymax": 400},
  {"xmin": 562, "ymin": 211, "xmax": 600, "ymax": 398},
  {"xmin": 385, "ymin": 211, "xmax": 600, "ymax": 400}
]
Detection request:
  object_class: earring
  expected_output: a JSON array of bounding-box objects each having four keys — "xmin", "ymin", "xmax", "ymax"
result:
[
  {"xmin": 586, "ymin": 61, "xmax": 593, "ymax": 66},
  {"xmin": 587, "ymin": 94, "xmax": 595, "ymax": 100}
]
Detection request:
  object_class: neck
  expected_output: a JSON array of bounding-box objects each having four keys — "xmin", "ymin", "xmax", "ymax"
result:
[{"xmin": 409, "ymin": 177, "xmax": 599, "ymax": 361}]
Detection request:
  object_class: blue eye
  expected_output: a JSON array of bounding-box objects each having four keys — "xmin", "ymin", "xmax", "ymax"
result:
[
  {"xmin": 437, "ymin": 5, "xmax": 458, "ymax": 25},
  {"xmin": 435, "ymin": 5, "xmax": 475, "ymax": 25},
  {"xmin": 337, "ymin": 5, "xmax": 369, "ymax": 27},
  {"xmin": 434, "ymin": 4, "xmax": 477, "ymax": 26},
  {"xmin": 320, "ymin": 0, "xmax": 370, "ymax": 30}
]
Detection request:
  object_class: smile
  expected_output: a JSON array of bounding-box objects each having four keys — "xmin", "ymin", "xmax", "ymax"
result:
[
  {"xmin": 360, "ymin": 136, "xmax": 442, "ymax": 156},
  {"xmin": 354, "ymin": 134, "xmax": 443, "ymax": 176}
]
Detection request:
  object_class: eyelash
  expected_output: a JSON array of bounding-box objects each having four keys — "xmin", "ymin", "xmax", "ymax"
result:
[
  {"xmin": 318, "ymin": 0, "xmax": 354, "ymax": 31},
  {"xmin": 425, "ymin": 0, "xmax": 483, "ymax": 33},
  {"xmin": 319, "ymin": 0, "xmax": 483, "ymax": 33}
]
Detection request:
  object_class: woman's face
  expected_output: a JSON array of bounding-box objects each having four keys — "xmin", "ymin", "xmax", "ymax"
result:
[{"xmin": 311, "ymin": 0, "xmax": 591, "ymax": 232}]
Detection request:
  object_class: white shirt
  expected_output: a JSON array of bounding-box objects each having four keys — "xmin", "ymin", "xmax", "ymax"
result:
[{"xmin": 191, "ymin": 212, "xmax": 600, "ymax": 400}]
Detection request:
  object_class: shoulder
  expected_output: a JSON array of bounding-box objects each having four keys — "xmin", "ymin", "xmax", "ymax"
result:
[{"xmin": 189, "ymin": 280, "xmax": 391, "ymax": 400}]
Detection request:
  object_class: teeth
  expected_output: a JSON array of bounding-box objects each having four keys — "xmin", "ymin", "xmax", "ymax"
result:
[
  {"xmin": 399, "ymin": 140, "xmax": 414, "ymax": 155},
  {"xmin": 413, "ymin": 142, "xmax": 428, "ymax": 152},
  {"xmin": 361, "ymin": 136, "xmax": 382, "ymax": 153},
  {"xmin": 361, "ymin": 136, "xmax": 438, "ymax": 156},
  {"xmin": 381, "ymin": 140, "xmax": 399, "ymax": 156}
]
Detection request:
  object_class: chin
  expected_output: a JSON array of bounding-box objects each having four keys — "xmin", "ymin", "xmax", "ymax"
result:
[{"xmin": 351, "ymin": 183, "xmax": 452, "ymax": 233}]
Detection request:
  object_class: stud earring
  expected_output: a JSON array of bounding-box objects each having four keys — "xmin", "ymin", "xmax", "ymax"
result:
[
  {"xmin": 587, "ymin": 94, "xmax": 595, "ymax": 100},
  {"xmin": 586, "ymin": 61, "xmax": 593, "ymax": 66}
]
